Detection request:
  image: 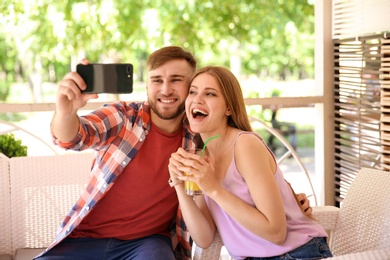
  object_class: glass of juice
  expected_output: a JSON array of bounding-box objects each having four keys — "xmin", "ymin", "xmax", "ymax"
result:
[{"xmin": 184, "ymin": 148, "xmax": 203, "ymax": 196}]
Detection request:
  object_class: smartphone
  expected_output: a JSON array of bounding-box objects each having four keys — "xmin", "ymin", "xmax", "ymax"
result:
[{"xmin": 76, "ymin": 63, "xmax": 133, "ymax": 94}]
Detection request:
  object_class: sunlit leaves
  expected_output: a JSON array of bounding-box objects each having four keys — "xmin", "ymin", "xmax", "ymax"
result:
[{"xmin": 0, "ymin": 0, "xmax": 314, "ymax": 93}]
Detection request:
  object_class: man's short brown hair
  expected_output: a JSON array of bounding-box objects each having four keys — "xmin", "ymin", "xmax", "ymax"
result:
[{"xmin": 146, "ymin": 46, "xmax": 197, "ymax": 71}]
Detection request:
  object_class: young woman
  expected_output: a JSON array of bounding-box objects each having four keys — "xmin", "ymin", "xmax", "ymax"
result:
[{"xmin": 168, "ymin": 66, "xmax": 332, "ymax": 260}]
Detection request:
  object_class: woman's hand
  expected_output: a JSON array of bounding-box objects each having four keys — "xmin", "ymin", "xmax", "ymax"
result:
[
  {"xmin": 170, "ymin": 148, "xmax": 218, "ymax": 195},
  {"xmin": 169, "ymin": 148, "xmax": 217, "ymax": 248},
  {"xmin": 168, "ymin": 148, "xmax": 186, "ymax": 188}
]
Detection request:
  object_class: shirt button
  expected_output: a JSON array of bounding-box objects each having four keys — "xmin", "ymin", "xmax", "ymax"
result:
[
  {"xmin": 122, "ymin": 161, "xmax": 127, "ymax": 166},
  {"xmin": 140, "ymin": 138, "xmax": 144, "ymax": 142},
  {"xmin": 86, "ymin": 206, "xmax": 90, "ymax": 210}
]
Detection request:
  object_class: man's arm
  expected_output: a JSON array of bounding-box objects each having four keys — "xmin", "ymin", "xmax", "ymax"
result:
[
  {"xmin": 51, "ymin": 59, "xmax": 98, "ymax": 142},
  {"xmin": 51, "ymin": 110, "xmax": 81, "ymax": 142}
]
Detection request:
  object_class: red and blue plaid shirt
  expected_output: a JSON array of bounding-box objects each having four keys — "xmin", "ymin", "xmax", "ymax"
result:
[{"xmin": 38, "ymin": 101, "xmax": 196, "ymax": 259}]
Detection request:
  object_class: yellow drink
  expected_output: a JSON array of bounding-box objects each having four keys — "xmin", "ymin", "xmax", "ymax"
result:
[
  {"xmin": 184, "ymin": 174, "xmax": 202, "ymax": 196},
  {"xmin": 184, "ymin": 148, "xmax": 203, "ymax": 196}
]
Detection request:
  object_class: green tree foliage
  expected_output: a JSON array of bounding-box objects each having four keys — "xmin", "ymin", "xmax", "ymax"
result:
[{"xmin": 0, "ymin": 0, "xmax": 314, "ymax": 101}]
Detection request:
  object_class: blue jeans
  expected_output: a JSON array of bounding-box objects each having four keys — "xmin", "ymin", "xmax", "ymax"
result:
[
  {"xmin": 246, "ymin": 237, "xmax": 333, "ymax": 260},
  {"xmin": 35, "ymin": 234, "xmax": 174, "ymax": 260}
]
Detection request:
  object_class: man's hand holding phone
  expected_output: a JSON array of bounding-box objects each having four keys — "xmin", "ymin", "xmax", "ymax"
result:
[
  {"xmin": 55, "ymin": 59, "xmax": 134, "ymax": 118},
  {"xmin": 56, "ymin": 59, "xmax": 98, "ymax": 115},
  {"xmin": 52, "ymin": 59, "xmax": 99, "ymax": 142}
]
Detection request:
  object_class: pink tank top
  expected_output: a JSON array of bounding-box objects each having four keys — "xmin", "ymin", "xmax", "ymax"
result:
[{"xmin": 204, "ymin": 132, "xmax": 327, "ymax": 259}]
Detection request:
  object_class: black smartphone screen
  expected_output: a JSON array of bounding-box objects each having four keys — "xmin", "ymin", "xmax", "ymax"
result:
[{"xmin": 76, "ymin": 63, "xmax": 133, "ymax": 94}]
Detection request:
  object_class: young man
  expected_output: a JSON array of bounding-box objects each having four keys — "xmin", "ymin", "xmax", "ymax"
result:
[
  {"xmin": 36, "ymin": 46, "xmax": 197, "ymax": 260},
  {"xmin": 36, "ymin": 46, "xmax": 312, "ymax": 260}
]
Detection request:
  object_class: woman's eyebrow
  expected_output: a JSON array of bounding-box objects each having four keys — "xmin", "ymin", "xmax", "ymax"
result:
[{"xmin": 190, "ymin": 85, "xmax": 218, "ymax": 92}]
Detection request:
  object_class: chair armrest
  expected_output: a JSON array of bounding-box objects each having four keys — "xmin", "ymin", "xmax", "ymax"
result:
[
  {"xmin": 193, "ymin": 231, "xmax": 224, "ymax": 260},
  {"xmin": 0, "ymin": 254, "xmax": 12, "ymax": 260},
  {"xmin": 329, "ymin": 248, "xmax": 390, "ymax": 259},
  {"xmin": 14, "ymin": 248, "xmax": 45, "ymax": 260},
  {"xmin": 312, "ymin": 205, "xmax": 340, "ymax": 231}
]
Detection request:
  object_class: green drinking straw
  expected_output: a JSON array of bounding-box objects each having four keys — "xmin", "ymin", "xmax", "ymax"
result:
[{"xmin": 200, "ymin": 134, "xmax": 221, "ymax": 157}]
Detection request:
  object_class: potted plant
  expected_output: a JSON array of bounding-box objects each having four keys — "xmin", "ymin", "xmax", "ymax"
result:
[{"xmin": 0, "ymin": 133, "xmax": 28, "ymax": 158}]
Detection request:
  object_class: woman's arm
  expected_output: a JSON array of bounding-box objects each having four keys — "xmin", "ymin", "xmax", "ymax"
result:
[{"xmin": 169, "ymin": 149, "xmax": 217, "ymax": 248}]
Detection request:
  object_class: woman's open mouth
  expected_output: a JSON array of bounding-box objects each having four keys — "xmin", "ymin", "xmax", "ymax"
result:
[{"xmin": 192, "ymin": 108, "xmax": 208, "ymax": 119}]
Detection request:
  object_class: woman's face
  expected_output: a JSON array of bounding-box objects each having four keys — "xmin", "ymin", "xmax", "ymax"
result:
[{"xmin": 185, "ymin": 73, "xmax": 229, "ymax": 133}]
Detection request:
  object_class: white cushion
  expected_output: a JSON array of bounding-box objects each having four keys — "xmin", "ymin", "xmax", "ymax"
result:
[{"xmin": 14, "ymin": 248, "xmax": 45, "ymax": 260}]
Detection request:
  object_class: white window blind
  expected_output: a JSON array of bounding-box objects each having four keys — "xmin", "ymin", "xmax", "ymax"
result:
[
  {"xmin": 332, "ymin": 0, "xmax": 390, "ymax": 39},
  {"xmin": 333, "ymin": 34, "xmax": 390, "ymax": 204},
  {"xmin": 380, "ymin": 38, "xmax": 390, "ymax": 169},
  {"xmin": 332, "ymin": 0, "xmax": 390, "ymax": 205}
]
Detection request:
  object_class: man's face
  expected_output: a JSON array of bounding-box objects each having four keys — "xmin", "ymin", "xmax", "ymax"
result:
[{"xmin": 147, "ymin": 59, "xmax": 194, "ymax": 120}]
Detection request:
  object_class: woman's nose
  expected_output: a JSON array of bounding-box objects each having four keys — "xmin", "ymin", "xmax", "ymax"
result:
[{"xmin": 193, "ymin": 96, "xmax": 204, "ymax": 104}]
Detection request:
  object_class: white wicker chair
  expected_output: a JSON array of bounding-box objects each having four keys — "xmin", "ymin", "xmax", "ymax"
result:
[
  {"xmin": 313, "ymin": 167, "xmax": 390, "ymax": 259},
  {"xmin": 9, "ymin": 152, "xmax": 94, "ymax": 259},
  {"xmin": 0, "ymin": 155, "xmax": 12, "ymax": 260}
]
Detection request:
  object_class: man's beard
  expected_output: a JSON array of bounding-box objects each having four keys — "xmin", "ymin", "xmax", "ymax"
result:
[{"xmin": 148, "ymin": 99, "xmax": 185, "ymax": 120}]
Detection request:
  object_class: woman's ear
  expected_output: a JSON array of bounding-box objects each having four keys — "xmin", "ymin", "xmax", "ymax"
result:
[{"xmin": 226, "ymin": 107, "xmax": 232, "ymax": 116}]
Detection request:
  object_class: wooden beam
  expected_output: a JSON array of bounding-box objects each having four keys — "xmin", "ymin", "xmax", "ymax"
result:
[{"xmin": 0, "ymin": 96, "xmax": 324, "ymax": 113}]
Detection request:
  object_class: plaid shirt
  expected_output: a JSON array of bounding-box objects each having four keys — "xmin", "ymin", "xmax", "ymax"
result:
[{"xmin": 37, "ymin": 101, "xmax": 195, "ymax": 259}]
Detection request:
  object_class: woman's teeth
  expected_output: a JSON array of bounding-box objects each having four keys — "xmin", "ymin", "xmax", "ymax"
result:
[{"xmin": 192, "ymin": 108, "xmax": 208, "ymax": 118}]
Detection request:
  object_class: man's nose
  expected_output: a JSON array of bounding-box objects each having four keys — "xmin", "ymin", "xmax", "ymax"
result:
[{"xmin": 161, "ymin": 82, "xmax": 173, "ymax": 95}]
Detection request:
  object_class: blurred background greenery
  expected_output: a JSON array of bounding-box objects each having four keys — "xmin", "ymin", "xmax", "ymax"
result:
[{"xmin": 0, "ymin": 0, "xmax": 315, "ymax": 150}]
